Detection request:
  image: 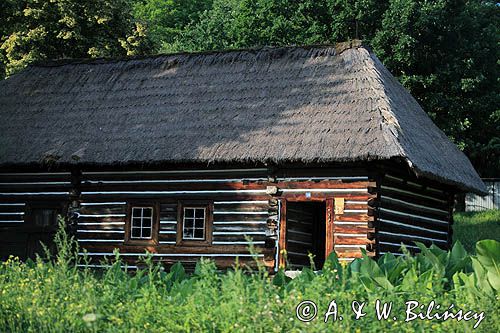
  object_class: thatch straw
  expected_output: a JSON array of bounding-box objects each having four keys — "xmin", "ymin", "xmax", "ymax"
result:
[{"xmin": 0, "ymin": 42, "xmax": 486, "ymax": 194}]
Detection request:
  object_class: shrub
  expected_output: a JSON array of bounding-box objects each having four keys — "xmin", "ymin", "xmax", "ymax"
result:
[{"xmin": 0, "ymin": 221, "xmax": 498, "ymax": 332}]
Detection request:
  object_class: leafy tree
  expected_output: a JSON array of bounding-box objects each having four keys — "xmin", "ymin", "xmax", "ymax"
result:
[
  {"xmin": 133, "ymin": 0, "xmax": 213, "ymax": 52},
  {"xmin": 176, "ymin": 0, "xmax": 333, "ymax": 51},
  {"xmin": 328, "ymin": 0, "xmax": 388, "ymax": 42},
  {"xmin": 171, "ymin": 0, "xmax": 386, "ymax": 51},
  {"xmin": 371, "ymin": 0, "xmax": 500, "ymax": 176},
  {"xmin": 0, "ymin": 0, "xmax": 23, "ymax": 78},
  {"xmin": 0, "ymin": 0, "xmax": 152, "ymax": 77}
]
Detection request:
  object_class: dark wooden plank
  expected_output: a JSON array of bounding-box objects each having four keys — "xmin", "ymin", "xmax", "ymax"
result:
[
  {"xmin": 278, "ymin": 200, "xmax": 287, "ymax": 269},
  {"xmin": 325, "ymin": 198, "xmax": 334, "ymax": 259},
  {"xmin": 334, "ymin": 236, "xmax": 374, "ymax": 245},
  {"xmin": 78, "ymin": 206, "xmax": 126, "ymax": 215},
  {"xmin": 334, "ymin": 225, "xmax": 373, "ymax": 233},
  {"xmin": 335, "ymin": 214, "xmax": 373, "ymax": 222}
]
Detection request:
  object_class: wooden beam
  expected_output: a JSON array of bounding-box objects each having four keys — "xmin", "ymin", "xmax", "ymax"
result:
[
  {"xmin": 278, "ymin": 199, "xmax": 287, "ymax": 269},
  {"xmin": 325, "ymin": 198, "xmax": 334, "ymax": 259}
]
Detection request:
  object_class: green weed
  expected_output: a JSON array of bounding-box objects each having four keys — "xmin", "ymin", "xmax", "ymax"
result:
[
  {"xmin": 454, "ymin": 210, "xmax": 500, "ymax": 253},
  {"xmin": 0, "ymin": 219, "xmax": 499, "ymax": 332}
]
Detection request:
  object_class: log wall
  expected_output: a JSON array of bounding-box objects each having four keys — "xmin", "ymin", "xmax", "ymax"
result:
[
  {"xmin": 76, "ymin": 170, "xmax": 375, "ymax": 269},
  {"xmin": 77, "ymin": 168, "xmax": 272, "ymax": 270},
  {"xmin": 375, "ymin": 173, "xmax": 454, "ymax": 256},
  {"xmin": 0, "ymin": 172, "xmax": 71, "ymax": 259},
  {"xmin": 0, "ymin": 166, "xmax": 455, "ymax": 269}
]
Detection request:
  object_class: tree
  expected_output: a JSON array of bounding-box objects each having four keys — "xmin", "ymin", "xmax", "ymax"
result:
[
  {"xmin": 328, "ymin": 0, "xmax": 388, "ymax": 42},
  {"xmin": 0, "ymin": 0, "xmax": 153, "ymax": 77},
  {"xmin": 371, "ymin": 0, "xmax": 500, "ymax": 176},
  {"xmin": 171, "ymin": 0, "xmax": 386, "ymax": 51},
  {"xmin": 0, "ymin": 0, "xmax": 23, "ymax": 78},
  {"xmin": 133, "ymin": 0, "xmax": 213, "ymax": 52},
  {"xmin": 176, "ymin": 0, "xmax": 334, "ymax": 51}
]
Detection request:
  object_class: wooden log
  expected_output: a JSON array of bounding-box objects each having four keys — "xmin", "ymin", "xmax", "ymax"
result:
[
  {"xmin": 335, "ymin": 250, "xmax": 375, "ymax": 258},
  {"xmin": 325, "ymin": 198, "xmax": 334, "ymax": 259},
  {"xmin": 334, "ymin": 236, "xmax": 375, "ymax": 245},
  {"xmin": 278, "ymin": 200, "xmax": 287, "ymax": 269},
  {"xmin": 334, "ymin": 225, "xmax": 374, "ymax": 233},
  {"xmin": 344, "ymin": 203, "xmax": 368, "ymax": 210},
  {"xmin": 78, "ymin": 243, "xmax": 274, "ymax": 255},
  {"xmin": 282, "ymin": 193, "xmax": 374, "ymax": 201},
  {"xmin": 276, "ymin": 181, "xmax": 373, "ymax": 189},
  {"xmin": 335, "ymin": 214, "xmax": 374, "ymax": 222},
  {"xmin": 78, "ymin": 206, "xmax": 126, "ymax": 215}
]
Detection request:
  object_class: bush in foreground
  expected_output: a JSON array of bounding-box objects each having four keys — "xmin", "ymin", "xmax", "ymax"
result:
[{"xmin": 0, "ymin": 224, "xmax": 499, "ymax": 332}]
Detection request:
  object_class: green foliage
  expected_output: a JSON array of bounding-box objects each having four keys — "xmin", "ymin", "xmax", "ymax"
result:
[
  {"xmin": 132, "ymin": 0, "xmax": 385, "ymax": 52},
  {"xmin": 0, "ymin": 222, "xmax": 499, "ymax": 332},
  {"xmin": 133, "ymin": 0, "xmax": 213, "ymax": 52},
  {"xmin": 172, "ymin": 0, "xmax": 333, "ymax": 52},
  {"xmin": 328, "ymin": 0, "xmax": 388, "ymax": 42},
  {"xmin": 371, "ymin": 0, "xmax": 500, "ymax": 176},
  {"xmin": 0, "ymin": 0, "xmax": 153, "ymax": 77},
  {"xmin": 475, "ymin": 240, "xmax": 500, "ymax": 291},
  {"xmin": 453, "ymin": 210, "xmax": 500, "ymax": 253}
]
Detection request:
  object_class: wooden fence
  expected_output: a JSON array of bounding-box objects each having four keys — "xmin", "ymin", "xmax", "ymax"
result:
[{"xmin": 465, "ymin": 179, "xmax": 500, "ymax": 211}]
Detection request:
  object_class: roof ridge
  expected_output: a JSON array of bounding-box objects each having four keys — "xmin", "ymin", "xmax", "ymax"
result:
[
  {"xmin": 359, "ymin": 49, "xmax": 406, "ymax": 158},
  {"xmin": 29, "ymin": 40, "xmax": 367, "ymax": 68}
]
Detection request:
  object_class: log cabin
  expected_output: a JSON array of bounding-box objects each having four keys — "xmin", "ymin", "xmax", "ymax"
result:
[{"xmin": 0, "ymin": 40, "xmax": 486, "ymax": 271}]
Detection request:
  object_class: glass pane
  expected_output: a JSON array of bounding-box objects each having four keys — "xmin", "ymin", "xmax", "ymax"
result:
[
  {"xmin": 184, "ymin": 218, "xmax": 194, "ymax": 229},
  {"xmin": 195, "ymin": 209, "xmax": 205, "ymax": 219},
  {"xmin": 142, "ymin": 228, "xmax": 151, "ymax": 238},
  {"xmin": 194, "ymin": 228, "xmax": 204, "ymax": 239},
  {"xmin": 131, "ymin": 228, "xmax": 141, "ymax": 238},
  {"xmin": 184, "ymin": 208, "xmax": 194, "ymax": 218},
  {"xmin": 132, "ymin": 218, "xmax": 142, "ymax": 228},
  {"xmin": 183, "ymin": 228, "xmax": 193, "ymax": 239},
  {"xmin": 132, "ymin": 209, "xmax": 141, "ymax": 219},
  {"xmin": 142, "ymin": 218, "xmax": 152, "ymax": 228},
  {"xmin": 194, "ymin": 218, "xmax": 205, "ymax": 229},
  {"xmin": 143, "ymin": 208, "xmax": 152, "ymax": 218}
]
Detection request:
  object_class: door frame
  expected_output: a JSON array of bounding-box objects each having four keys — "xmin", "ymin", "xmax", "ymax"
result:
[{"xmin": 278, "ymin": 197, "xmax": 335, "ymax": 269}]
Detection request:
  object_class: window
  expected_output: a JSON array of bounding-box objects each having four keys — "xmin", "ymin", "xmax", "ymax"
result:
[
  {"xmin": 177, "ymin": 202, "xmax": 212, "ymax": 245},
  {"xmin": 182, "ymin": 207, "xmax": 206, "ymax": 240},
  {"xmin": 130, "ymin": 207, "xmax": 153, "ymax": 240},
  {"xmin": 32, "ymin": 209, "xmax": 58, "ymax": 227}
]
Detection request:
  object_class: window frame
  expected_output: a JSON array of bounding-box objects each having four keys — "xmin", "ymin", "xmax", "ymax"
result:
[
  {"xmin": 125, "ymin": 202, "xmax": 159, "ymax": 245},
  {"xmin": 26, "ymin": 202, "xmax": 65, "ymax": 231},
  {"xmin": 130, "ymin": 206, "xmax": 154, "ymax": 240},
  {"xmin": 176, "ymin": 201, "xmax": 213, "ymax": 246}
]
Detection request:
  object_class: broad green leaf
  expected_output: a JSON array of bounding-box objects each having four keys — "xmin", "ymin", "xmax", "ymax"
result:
[
  {"xmin": 170, "ymin": 262, "xmax": 186, "ymax": 283},
  {"xmin": 359, "ymin": 253, "xmax": 394, "ymax": 290},
  {"xmin": 471, "ymin": 257, "xmax": 495, "ymax": 295},
  {"xmin": 475, "ymin": 240, "xmax": 500, "ymax": 291},
  {"xmin": 272, "ymin": 269, "xmax": 291, "ymax": 287}
]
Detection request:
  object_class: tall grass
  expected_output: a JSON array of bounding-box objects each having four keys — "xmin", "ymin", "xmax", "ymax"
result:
[
  {"xmin": 454, "ymin": 209, "xmax": 500, "ymax": 253},
  {"xmin": 0, "ymin": 221, "xmax": 499, "ymax": 332}
]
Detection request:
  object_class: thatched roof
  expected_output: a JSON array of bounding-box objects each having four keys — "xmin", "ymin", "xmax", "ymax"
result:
[{"xmin": 0, "ymin": 41, "xmax": 486, "ymax": 194}]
